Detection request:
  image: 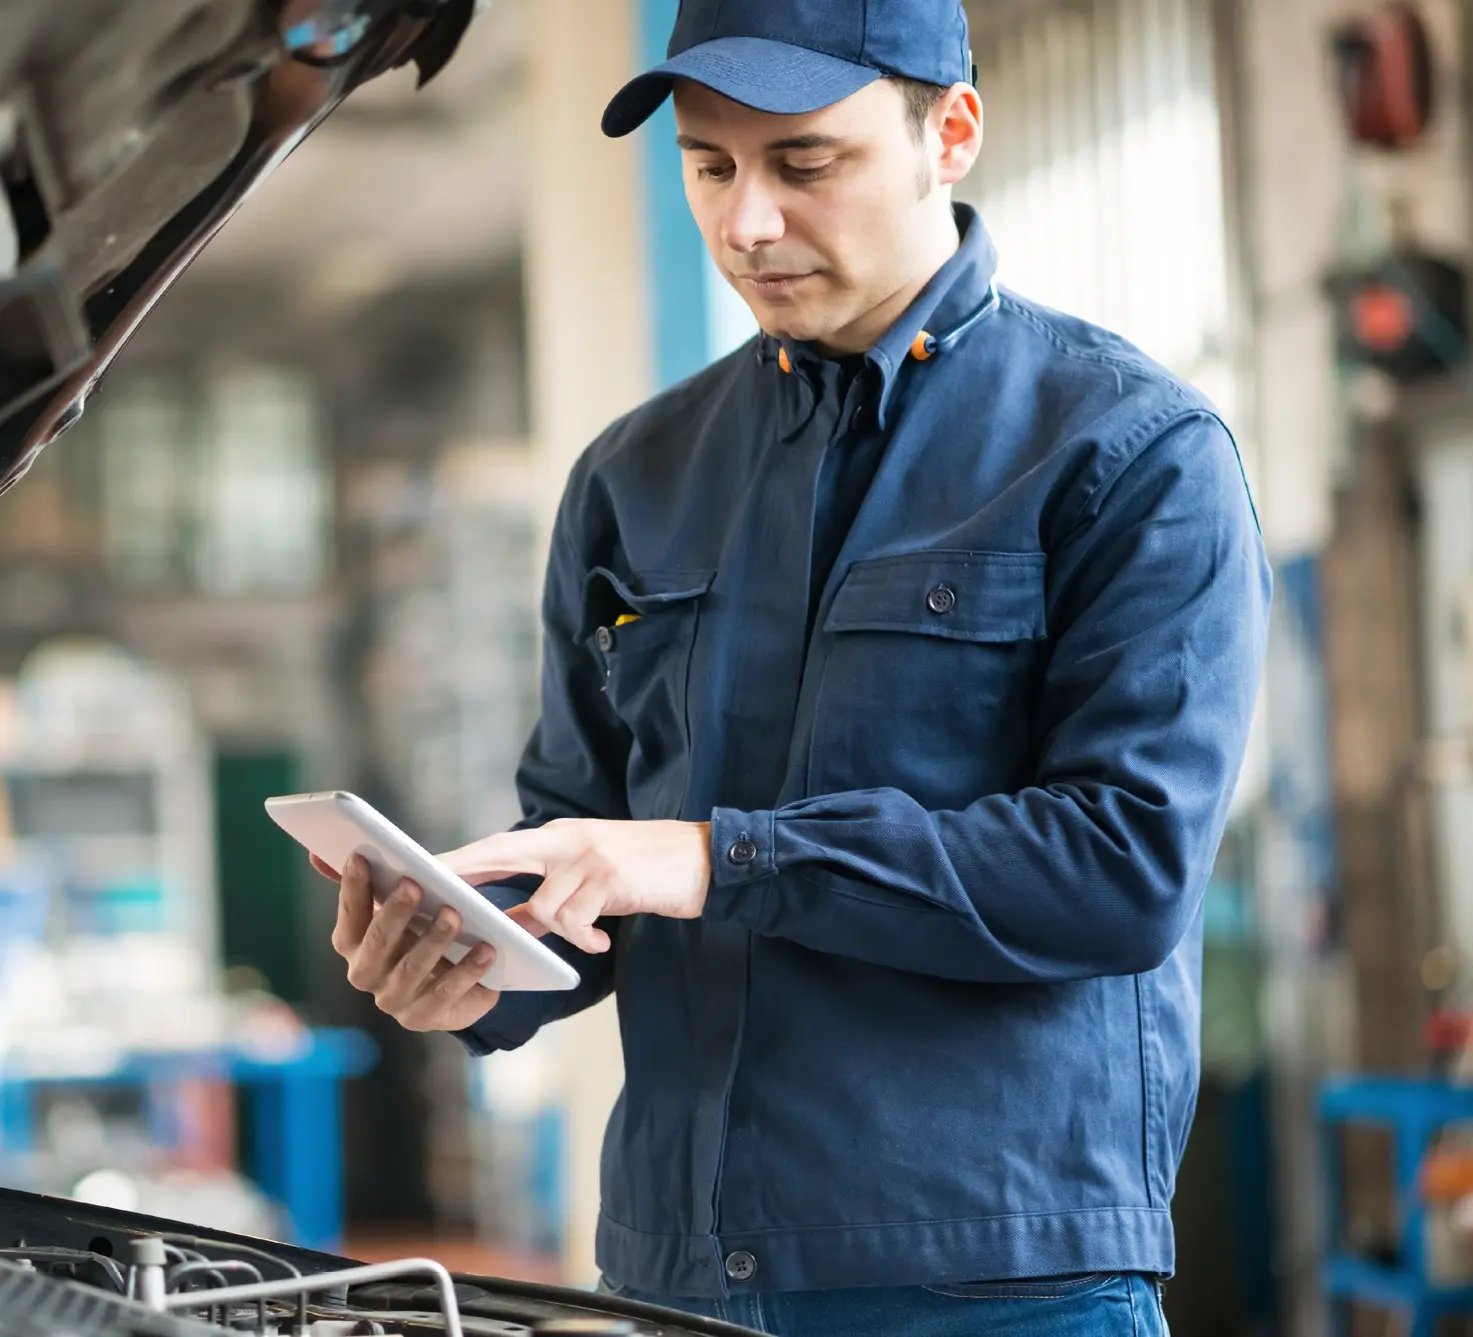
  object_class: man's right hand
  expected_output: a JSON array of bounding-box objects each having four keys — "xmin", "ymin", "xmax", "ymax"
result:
[{"xmin": 314, "ymin": 852, "xmax": 501, "ymax": 1033}]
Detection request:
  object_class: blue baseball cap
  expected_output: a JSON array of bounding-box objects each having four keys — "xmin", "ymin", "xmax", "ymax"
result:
[{"xmin": 601, "ymin": 0, "xmax": 972, "ymax": 139}]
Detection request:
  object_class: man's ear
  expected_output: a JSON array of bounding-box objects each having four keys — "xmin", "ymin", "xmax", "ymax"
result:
[{"xmin": 933, "ymin": 83, "xmax": 984, "ymax": 187}]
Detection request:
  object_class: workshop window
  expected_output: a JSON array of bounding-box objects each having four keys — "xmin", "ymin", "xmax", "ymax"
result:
[
  {"xmin": 961, "ymin": 0, "xmax": 1235, "ymax": 412},
  {"xmin": 192, "ymin": 367, "xmax": 329, "ymax": 595},
  {"xmin": 96, "ymin": 366, "xmax": 330, "ymax": 595},
  {"xmin": 99, "ymin": 374, "xmax": 192, "ymax": 588}
]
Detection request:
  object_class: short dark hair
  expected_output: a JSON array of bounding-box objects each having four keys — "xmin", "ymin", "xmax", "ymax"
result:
[{"xmin": 891, "ymin": 76, "xmax": 947, "ymax": 141}]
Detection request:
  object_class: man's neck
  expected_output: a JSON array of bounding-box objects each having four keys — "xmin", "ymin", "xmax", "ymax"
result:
[{"xmin": 817, "ymin": 205, "xmax": 962, "ymax": 357}]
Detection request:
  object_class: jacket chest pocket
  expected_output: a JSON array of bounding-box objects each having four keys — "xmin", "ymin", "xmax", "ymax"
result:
[
  {"xmin": 582, "ymin": 566, "xmax": 715, "ymax": 818},
  {"xmin": 812, "ymin": 549, "xmax": 1048, "ymax": 803}
]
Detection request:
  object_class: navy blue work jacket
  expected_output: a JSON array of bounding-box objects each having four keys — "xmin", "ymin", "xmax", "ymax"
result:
[{"xmin": 462, "ymin": 204, "xmax": 1272, "ymax": 1299}]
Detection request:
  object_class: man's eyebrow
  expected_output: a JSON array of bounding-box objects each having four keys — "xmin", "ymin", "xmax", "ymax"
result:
[
  {"xmin": 674, "ymin": 132, "xmax": 850, "ymax": 153},
  {"xmin": 764, "ymin": 133, "xmax": 848, "ymax": 152}
]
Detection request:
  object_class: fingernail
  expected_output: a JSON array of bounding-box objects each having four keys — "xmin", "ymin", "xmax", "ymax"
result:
[
  {"xmin": 395, "ymin": 881, "xmax": 419, "ymax": 906},
  {"xmin": 436, "ymin": 908, "xmax": 456, "ymax": 932},
  {"xmin": 473, "ymin": 944, "xmax": 495, "ymax": 965},
  {"xmin": 345, "ymin": 854, "xmax": 361, "ymax": 875}
]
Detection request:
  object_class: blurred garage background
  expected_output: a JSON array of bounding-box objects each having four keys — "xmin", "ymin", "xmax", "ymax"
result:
[{"xmin": 0, "ymin": 1, "xmax": 1469, "ymax": 1334}]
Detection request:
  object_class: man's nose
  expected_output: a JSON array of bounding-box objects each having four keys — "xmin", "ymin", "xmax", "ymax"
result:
[{"xmin": 721, "ymin": 176, "xmax": 785, "ymax": 253}]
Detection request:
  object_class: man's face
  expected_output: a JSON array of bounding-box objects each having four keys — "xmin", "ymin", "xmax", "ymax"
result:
[{"xmin": 673, "ymin": 80, "xmax": 947, "ymax": 353}]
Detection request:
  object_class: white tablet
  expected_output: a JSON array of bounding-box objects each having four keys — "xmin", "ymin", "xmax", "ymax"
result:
[{"xmin": 265, "ymin": 790, "xmax": 579, "ymax": 993}]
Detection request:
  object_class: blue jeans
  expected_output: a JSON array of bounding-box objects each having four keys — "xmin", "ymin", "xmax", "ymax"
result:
[{"xmin": 599, "ymin": 1272, "xmax": 1170, "ymax": 1336}]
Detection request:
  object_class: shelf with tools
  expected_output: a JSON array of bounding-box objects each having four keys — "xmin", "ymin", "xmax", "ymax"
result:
[{"xmin": 0, "ymin": 640, "xmax": 377, "ymax": 1251}]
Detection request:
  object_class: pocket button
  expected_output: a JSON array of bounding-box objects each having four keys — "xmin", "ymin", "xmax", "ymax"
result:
[{"xmin": 595, "ymin": 625, "xmax": 615, "ymax": 653}]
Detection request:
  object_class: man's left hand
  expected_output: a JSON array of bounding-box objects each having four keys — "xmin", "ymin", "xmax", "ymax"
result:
[{"xmin": 438, "ymin": 819, "xmax": 712, "ymax": 955}]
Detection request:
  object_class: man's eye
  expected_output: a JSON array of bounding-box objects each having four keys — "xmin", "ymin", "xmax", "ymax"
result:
[
  {"xmin": 696, "ymin": 163, "xmax": 734, "ymax": 182},
  {"xmin": 784, "ymin": 163, "xmax": 834, "ymax": 184}
]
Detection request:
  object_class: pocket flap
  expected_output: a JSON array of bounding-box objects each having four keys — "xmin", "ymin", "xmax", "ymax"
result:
[
  {"xmin": 581, "ymin": 566, "xmax": 716, "ymax": 639},
  {"xmin": 825, "ymin": 550, "xmax": 1047, "ymax": 642}
]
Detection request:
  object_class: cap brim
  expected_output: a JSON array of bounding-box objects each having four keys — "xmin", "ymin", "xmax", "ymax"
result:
[{"xmin": 601, "ymin": 35, "xmax": 883, "ymax": 138}]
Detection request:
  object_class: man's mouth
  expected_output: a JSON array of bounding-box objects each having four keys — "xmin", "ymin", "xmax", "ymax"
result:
[{"xmin": 741, "ymin": 272, "xmax": 814, "ymax": 298}]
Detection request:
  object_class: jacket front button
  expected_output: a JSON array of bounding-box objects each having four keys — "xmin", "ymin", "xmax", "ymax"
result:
[
  {"xmin": 725, "ymin": 1250, "xmax": 757, "ymax": 1282},
  {"xmin": 728, "ymin": 836, "xmax": 759, "ymax": 866},
  {"xmin": 595, "ymin": 626, "xmax": 615, "ymax": 653},
  {"xmin": 926, "ymin": 584, "xmax": 957, "ymax": 615}
]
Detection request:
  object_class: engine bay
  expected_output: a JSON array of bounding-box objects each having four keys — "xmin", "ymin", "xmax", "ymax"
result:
[{"xmin": 0, "ymin": 1187, "xmax": 760, "ymax": 1337}]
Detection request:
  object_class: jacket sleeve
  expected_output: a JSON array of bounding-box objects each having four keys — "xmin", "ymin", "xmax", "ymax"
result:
[
  {"xmin": 703, "ymin": 414, "xmax": 1271, "ymax": 984},
  {"xmin": 458, "ymin": 481, "xmax": 632, "ymax": 1056}
]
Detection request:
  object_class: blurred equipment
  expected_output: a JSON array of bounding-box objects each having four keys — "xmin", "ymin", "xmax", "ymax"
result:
[
  {"xmin": 0, "ymin": 1185, "xmax": 756, "ymax": 1336},
  {"xmin": 1329, "ymin": 245, "xmax": 1468, "ymax": 382},
  {"xmin": 1326, "ymin": 5, "xmax": 1460, "ymax": 384},
  {"xmin": 0, "ymin": 0, "xmax": 483, "ymax": 497},
  {"xmin": 1320, "ymin": 1078, "xmax": 1473, "ymax": 1331},
  {"xmin": 1331, "ymin": 1, "xmax": 1436, "ymax": 150}
]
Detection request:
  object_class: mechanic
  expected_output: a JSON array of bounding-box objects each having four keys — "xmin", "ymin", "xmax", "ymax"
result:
[{"xmin": 320, "ymin": 0, "xmax": 1272, "ymax": 1332}]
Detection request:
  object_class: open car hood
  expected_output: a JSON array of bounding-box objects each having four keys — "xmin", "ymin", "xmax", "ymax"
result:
[{"xmin": 0, "ymin": 0, "xmax": 477, "ymax": 498}]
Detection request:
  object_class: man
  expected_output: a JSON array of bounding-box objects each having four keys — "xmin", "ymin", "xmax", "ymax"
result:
[{"xmin": 322, "ymin": 1, "xmax": 1271, "ymax": 1332}]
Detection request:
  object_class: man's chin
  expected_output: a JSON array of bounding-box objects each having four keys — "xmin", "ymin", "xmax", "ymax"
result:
[{"xmin": 755, "ymin": 310, "xmax": 829, "ymax": 345}]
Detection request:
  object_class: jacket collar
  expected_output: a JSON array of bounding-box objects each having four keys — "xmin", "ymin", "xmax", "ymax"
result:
[{"xmin": 757, "ymin": 203, "xmax": 1001, "ymax": 432}]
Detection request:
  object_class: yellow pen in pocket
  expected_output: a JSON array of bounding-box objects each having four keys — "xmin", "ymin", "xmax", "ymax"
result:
[{"xmin": 614, "ymin": 613, "xmax": 642, "ymax": 627}]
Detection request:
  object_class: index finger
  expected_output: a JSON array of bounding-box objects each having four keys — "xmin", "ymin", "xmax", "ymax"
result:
[
  {"xmin": 505, "ymin": 901, "xmax": 553, "ymax": 939},
  {"xmin": 439, "ymin": 831, "xmax": 555, "ymax": 883}
]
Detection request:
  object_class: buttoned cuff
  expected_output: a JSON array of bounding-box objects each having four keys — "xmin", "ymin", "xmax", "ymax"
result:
[
  {"xmin": 456, "ymin": 991, "xmax": 551, "ymax": 1057},
  {"xmin": 454, "ymin": 876, "xmax": 554, "ymax": 1057},
  {"xmin": 705, "ymin": 807, "xmax": 778, "ymax": 926}
]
